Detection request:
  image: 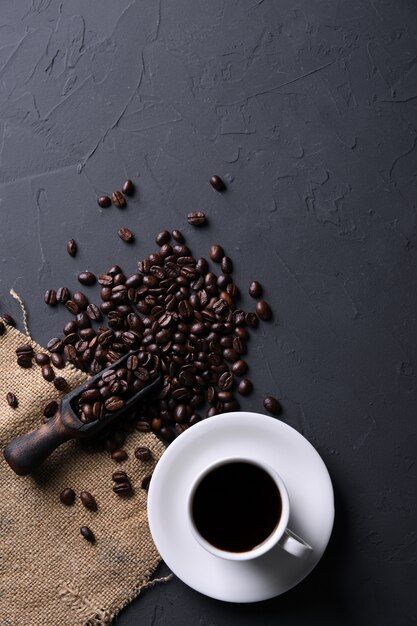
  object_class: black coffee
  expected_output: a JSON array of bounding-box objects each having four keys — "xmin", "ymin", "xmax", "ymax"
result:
[{"xmin": 192, "ymin": 461, "xmax": 281, "ymax": 553}]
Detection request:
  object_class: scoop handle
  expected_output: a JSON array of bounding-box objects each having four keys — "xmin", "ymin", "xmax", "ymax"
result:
[{"xmin": 3, "ymin": 414, "xmax": 73, "ymax": 476}]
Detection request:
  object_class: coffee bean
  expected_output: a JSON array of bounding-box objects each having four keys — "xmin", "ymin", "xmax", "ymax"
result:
[
  {"xmin": 221, "ymin": 256, "xmax": 233, "ymax": 274},
  {"xmin": 122, "ymin": 179, "xmax": 134, "ymax": 195},
  {"xmin": 65, "ymin": 300, "xmax": 80, "ymax": 315},
  {"xmin": 172, "ymin": 229, "xmax": 185, "ymax": 244},
  {"xmin": 60, "ymin": 488, "xmax": 75, "ymax": 505},
  {"xmin": 80, "ymin": 526, "xmax": 95, "ymax": 543},
  {"xmin": 43, "ymin": 400, "xmax": 58, "ymax": 417},
  {"xmin": 3, "ymin": 314, "xmax": 16, "ymax": 327},
  {"xmin": 111, "ymin": 449, "xmax": 128, "ymax": 462},
  {"xmin": 41, "ymin": 365, "xmax": 55, "ymax": 382},
  {"xmin": 73, "ymin": 291, "xmax": 89, "ymax": 310},
  {"xmin": 56, "ymin": 287, "xmax": 70, "ymax": 303},
  {"xmin": 78, "ymin": 271, "xmax": 96, "ymax": 286},
  {"xmin": 54, "ymin": 377, "xmax": 68, "ymax": 391},
  {"xmin": 136, "ymin": 421, "xmax": 151, "ymax": 432},
  {"xmin": 66, "ymin": 239, "xmax": 77, "ymax": 256},
  {"xmin": 80, "ymin": 491, "xmax": 97, "ymax": 511},
  {"xmin": 245, "ymin": 312, "xmax": 259, "ymax": 328},
  {"xmin": 249, "ymin": 281, "xmax": 262, "ymax": 298},
  {"xmin": 0, "ymin": 321, "xmax": 5, "ymax": 335},
  {"xmin": 44, "ymin": 289, "xmax": 57, "ymax": 306},
  {"xmin": 223, "ymin": 348, "xmax": 239, "ymax": 363},
  {"xmin": 97, "ymin": 195, "xmax": 111, "ymax": 208},
  {"xmin": 134, "ymin": 446, "xmax": 152, "ymax": 461},
  {"xmin": 263, "ymin": 395, "xmax": 281, "ymax": 415},
  {"xmin": 231, "ymin": 359, "xmax": 248, "ymax": 376},
  {"xmin": 85, "ymin": 303, "xmax": 101, "ymax": 322},
  {"xmin": 105, "ymin": 396, "xmax": 124, "ymax": 412},
  {"xmin": 141, "ymin": 474, "xmax": 152, "ymax": 490},
  {"xmin": 187, "ymin": 211, "xmax": 207, "ymax": 226},
  {"xmin": 112, "ymin": 191, "xmax": 126, "ymax": 208},
  {"xmin": 51, "ymin": 353, "xmax": 65, "ymax": 369},
  {"xmin": 156, "ymin": 231, "xmax": 171, "ymax": 246},
  {"xmin": 237, "ymin": 379, "xmax": 253, "ymax": 396},
  {"xmin": 209, "ymin": 175, "xmax": 226, "ymax": 191},
  {"xmin": 47, "ymin": 337, "xmax": 63, "ymax": 353},
  {"xmin": 35, "ymin": 352, "xmax": 50, "ymax": 366},
  {"xmin": 209, "ymin": 244, "xmax": 223, "ymax": 262},
  {"xmin": 218, "ymin": 371, "xmax": 233, "ymax": 391},
  {"xmin": 118, "ymin": 227, "xmax": 134, "ymax": 242},
  {"xmin": 112, "ymin": 471, "xmax": 128, "ymax": 483},
  {"xmin": 113, "ymin": 482, "xmax": 132, "ymax": 494},
  {"xmin": 256, "ymin": 300, "xmax": 272, "ymax": 321},
  {"xmin": 6, "ymin": 392, "xmax": 18, "ymax": 408},
  {"xmin": 16, "ymin": 344, "xmax": 33, "ymax": 358},
  {"xmin": 17, "ymin": 353, "xmax": 32, "ymax": 368}
]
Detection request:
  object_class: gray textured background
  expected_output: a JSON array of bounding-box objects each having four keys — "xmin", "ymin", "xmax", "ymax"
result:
[{"xmin": 0, "ymin": 1, "xmax": 416, "ymax": 624}]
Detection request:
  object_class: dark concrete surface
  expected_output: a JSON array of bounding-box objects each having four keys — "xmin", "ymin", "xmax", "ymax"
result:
[{"xmin": 0, "ymin": 1, "xmax": 416, "ymax": 624}]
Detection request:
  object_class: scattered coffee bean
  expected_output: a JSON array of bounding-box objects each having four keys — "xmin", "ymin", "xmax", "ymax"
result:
[
  {"xmin": 209, "ymin": 175, "xmax": 226, "ymax": 191},
  {"xmin": 172, "ymin": 229, "xmax": 185, "ymax": 243},
  {"xmin": 97, "ymin": 195, "xmax": 111, "ymax": 208},
  {"xmin": 237, "ymin": 379, "xmax": 253, "ymax": 396},
  {"xmin": 155, "ymin": 231, "xmax": 171, "ymax": 246},
  {"xmin": 80, "ymin": 491, "xmax": 97, "ymax": 511},
  {"xmin": 3, "ymin": 314, "xmax": 16, "ymax": 327},
  {"xmin": 44, "ymin": 289, "xmax": 57, "ymax": 306},
  {"xmin": 141, "ymin": 474, "xmax": 152, "ymax": 490},
  {"xmin": 121, "ymin": 179, "xmax": 134, "ymax": 196},
  {"xmin": 118, "ymin": 227, "xmax": 134, "ymax": 242},
  {"xmin": 249, "ymin": 281, "xmax": 262, "ymax": 298},
  {"xmin": 231, "ymin": 360, "xmax": 248, "ymax": 376},
  {"xmin": 65, "ymin": 300, "xmax": 80, "ymax": 315},
  {"xmin": 78, "ymin": 271, "xmax": 96, "ymax": 286},
  {"xmin": 187, "ymin": 211, "xmax": 207, "ymax": 226},
  {"xmin": 43, "ymin": 400, "xmax": 58, "ymax": 417},
  {"xmin": 111, "ymin": 449, "xmax": 128, "ymax": 462},
  {"xmin": 263, "ymin": 395, "xmax": 281, "ymax": 415},
  {"xmin": 35, "ymin": 352, "xmax": 50, "ymax": 366},
  {"xmin": 41, "ymin": 365, "xmax": 55, "ymax": 382},
  {"xmin": 80, "ymin": 526, "xmax": 95, "ymax": 543},
  {"xmin": 112, "ymin": 191, "xmax": 126, "ymax": 208},
  {"xmin": 16, "ymin": 350, "xmax": 33, "ymax": 369},
  {"xmin": 51, "ymin": 353, "xmax": 65, "ymax": 369},
  {"xmin": 60, "ymin": 488, "xmax": 75, "ymax": 505},
  {"xmin": 54, "ymin": 377, "xmax": 68, "ymax": 391},
  {"xmin": 112, "ymin": 471, "xmax": 128, "ymax": 483},
  {"xmin": 0, "ymin": 321, "xmax": 5, "ymax": 335},
  {"xmin": 56, "ymin": 287, "xmax": 70, "ymax": 303},
  {"xmin": 134, "ymin": 446, "xmax": 152, "ymax": 461},
  {"xmin": 66, "ymin": 239, "xmax": 77, "ymax": 256},
  {"xmin": 6, "ymin": 392, "xmax": 18, "ymax": 408},
  {"xmin": 256, "ymin": 300, "xmax": 272, "ymax": 321},
  {"xmin": 113, "ymin": 482, "xmax": 132, "ymax": 494},
  {"xmin": 245, "ymin": 312, "xmax": 259, "ymax": 327},
  {"xmin": 209, "ymin": 244, "xmax": 223, "ymax": 262},
  {"xmin": 221, "ymin": 256, "xmax": 233, "ymax": 274},
  {"xmin": 16, "ymin": 344, "xmax": 33, "ymax": 358}
]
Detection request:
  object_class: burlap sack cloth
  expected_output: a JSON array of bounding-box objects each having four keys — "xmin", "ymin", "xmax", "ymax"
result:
[{"xmin": 0, "ymin": 321, "xmax": 169, "ymax": 626}]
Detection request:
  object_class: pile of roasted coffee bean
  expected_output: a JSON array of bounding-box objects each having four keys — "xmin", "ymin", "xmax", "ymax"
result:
[{"xmin": 40, "ymin": 224, "xmax": 279, "ymax": 443}]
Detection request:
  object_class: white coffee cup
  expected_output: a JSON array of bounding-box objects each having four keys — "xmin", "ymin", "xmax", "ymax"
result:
[{"xmin": 188, "ymin": 456, "xmax": 312, "ymax": 561}]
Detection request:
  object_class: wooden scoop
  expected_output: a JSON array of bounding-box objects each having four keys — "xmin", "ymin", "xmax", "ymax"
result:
[{"xmin": 3, "ymin": 351, "xmax": 162, "ymax": 476}]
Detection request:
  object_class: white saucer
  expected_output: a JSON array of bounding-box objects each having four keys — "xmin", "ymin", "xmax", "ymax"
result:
[{"xmin": 148, "ymin": 412, "xmax": 334, "ymax": 603}]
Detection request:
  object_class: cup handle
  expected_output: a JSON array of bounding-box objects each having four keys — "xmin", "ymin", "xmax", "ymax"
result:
[{"xmin": 278, "ymin": 528, "xmax": 312, "ymax": 558}]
